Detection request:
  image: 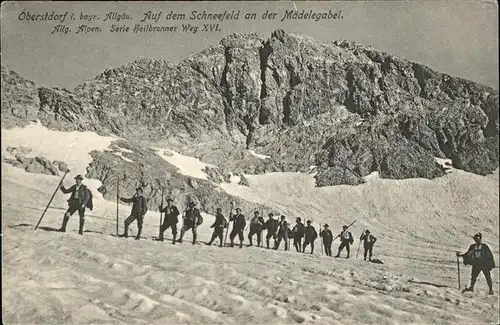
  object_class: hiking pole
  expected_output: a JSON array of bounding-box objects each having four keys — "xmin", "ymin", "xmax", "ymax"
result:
[
  {"xmin": 456, "ymin": 254, "xmax": 461, "ymax": 289},
  {"xmin": 34, "ymin": 170, "xmax": 69, "ymax": 230},
  {"xmin": 159, "ymin": 187, "xmax": 164, "ymax": 238},
  {"xmin": 224, "ymin": 202, "xmax": 234, "ymax": 246},
  {"xmin": 333, "ymin": 220, "xmax": 357, "ymax": 242},
  {"xmin": 356, "ymin": 228, "xmax": 364, "ymax": 259},
  {"xmin": 320, "ymin": 223, "xmax": 323, "ymax": 255},
  {"xmin": 116, "ymin": 177, "xmax": 120, "ymax": 236}
]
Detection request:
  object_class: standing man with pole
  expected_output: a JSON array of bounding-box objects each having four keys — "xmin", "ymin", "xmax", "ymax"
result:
[
  {"xmin": 335, "ymin": 224, "xmax": 355, "ymax": 258},
  {"xmin": 57, "ymin": 174, "xmax": 91, "ymax": 235},
  {"xmin": 34, "ymin": 170, "xmax": 69, "ymax": 231}
]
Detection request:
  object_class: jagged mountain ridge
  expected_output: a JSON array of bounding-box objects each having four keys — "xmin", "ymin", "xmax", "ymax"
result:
[{"xmin": 2, "ymin": 29, "xmax": 498, "ymax": 186}]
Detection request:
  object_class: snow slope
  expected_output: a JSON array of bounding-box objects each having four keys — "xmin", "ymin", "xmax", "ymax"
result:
[{"xmin": 2, "ymin": 125, "xmax": 499, "ymax": 325}]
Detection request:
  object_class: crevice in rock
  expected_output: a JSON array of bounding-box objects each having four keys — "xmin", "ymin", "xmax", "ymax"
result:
[
  {"xmin": 412, "ymin": 63, "xmax": 427, "ymax": 98},
  {"xmin": 220, "ymin": 46, "xmax": 233, "ymax": 131},
  {"xmin": 258, "ymin": 41, "xmax": 273, "ymax": 125}
]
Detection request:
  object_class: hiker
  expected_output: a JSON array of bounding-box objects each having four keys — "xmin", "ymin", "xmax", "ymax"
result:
[
  {"xmin": 59, "ymin": 174, "xmax": 91, "ymax": 235},
  {"xmin": 360, "ymin": 229, "xmax": 377, "ymax": 261},
  {"xmin": 264, "ymin": 213, "xmax": 279, "ymax": 249},
  {"xmin": 320, "ymin": 224, "xmax": 333, "ymax": 256},
  {"xmin": 229, "ymin": 208, "xmax": 246, "ymax": 248},
  {"xmin": 179, "ymin": 201, "xmax": 203, "ymax": 245},
  {"xmin": 457, "ymin": 232, "xmax": 495, "ymax": 295},
  {"xmin": 274, "ymin": 215, "xmax": 289, "ymax": 251},
  {"xmin": 119, "ymin": 187, "xmax": 148, "ymax": 240},
  {"xmin": 335, "ymin": 225, "xmax": 354, "ymax": 258},
  {"xmin": 302, "ymin": 220, "xmax": 318, "ymax": 254},
  {"xmin": 292, "ymin": 217, "xmax": 306, "ymax": 252},
  {"xmin": 158, "ymin": 198, "xmax": 180, "ymax": 244},
  {"xmin": 206, "ymin": 207, "xmax": 228, "ymax": 247},
  {"xmin": 248, "ymin": 211, "xmax": 265, "ymax": 247}
]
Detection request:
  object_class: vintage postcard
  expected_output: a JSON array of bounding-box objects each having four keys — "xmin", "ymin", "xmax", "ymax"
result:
[{"xmin": 1, "ymin": 1, "xmax": 498, "ymax": 324}]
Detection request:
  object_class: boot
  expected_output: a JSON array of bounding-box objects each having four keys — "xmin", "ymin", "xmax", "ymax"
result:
[
  {"xmin": 78, "ymin": 219, "xmax": 85, "ymax": 235},
  {"xmin": 462, "ymin": 286, "xmax": 474, "ymax": 293},
  {"xmin": 192, "ymin": 233, "xmax": 197, "ymax": 245},
  {"xmin": 178, "ymin": 229, "xmax": 185, "ymax": 243},
  {"xmin": 239, "ymin": 241, "xmax": 243, "ymax": 249},
  {"xmin": 489, "ymin": 289, "xmax": 494, "ymax": 295},
  {"xmin": 266, "ymin": 239, "xmax": 270, "ymax": 249},
  {"xmin": 135, "ymin": 227, "xmax": 142, "ymax": 240},
  {"xmin": 121, "ymin": 223, "xmax": 129, "ymax": 238},
  {"xmin": 159, "ymin": 230, "xmax": 164, "ymax": 241},
  {"xmin": 172, "ymin": 233, "xmax": 177, "ymax": 244},
  {"xmin": 248, "ymin": 238, "xmax": 253, "ymax": 247},
  {"xmin": 59, "ymin": 216, "xmax": 69, "ymax": 232}
]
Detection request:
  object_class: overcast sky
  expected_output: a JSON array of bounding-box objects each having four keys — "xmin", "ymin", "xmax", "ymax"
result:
[{"xmin": 1, "ymin": 1, "xmax": 498, "ymax": 90}]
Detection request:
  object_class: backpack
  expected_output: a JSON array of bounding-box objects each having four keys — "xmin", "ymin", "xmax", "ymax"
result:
[
  {"xmin": 196, "ymin": 212, "xmax": 203, "ymax": 226},
  {"xmin": 84, "ymin": 186, "xmax": 93, "ymax": 210},
  {"xmin": 297, "ymin": 224, "xmax": 306, "ymax": 236}
]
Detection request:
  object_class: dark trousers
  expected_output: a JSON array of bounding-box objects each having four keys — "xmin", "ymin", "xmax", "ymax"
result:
[
  {"xmin": 303, "ymin": 238, "xmax": 315, "ymax": 254},
  {"xmin": 208, "ymin": 227, "xmax": 224, "ymax": 246},
  {"xmin": 179, "ymin": 222, "xmax": 197, "ymax": 244},
  {"xmin": 230, "ymin": 228, "xmax": 244, "ymax": 247},
  {"xmin": 470, "ymin": 266, "xmax": 493, "ymax": 290},
  {"xmin": 248, "ymin": 227, "xmax": 262, "ymax": 246},
  {"xmin": 323, "ymin": 241, "xmax": 332, "ymax": 256},
  {"xmin": 266, "ymin": 231, "xmax": 277, "ymax": 248},
  {"xmin": 61, "ymin": 201, "xmax": 86, "ymax": 234},
  {"xmin": 159, "ymin": 218, "xmax": 177, "ymax": 242},
  {"xmin": 293, "ymin": 236, "xmax": 302, "ymax": 252},
  {"xmin": 363, "ymin": 244, "xmax": 374, "ymax": 260},
  {"xmin": 337, "ymin": 240, "xmax": 351, "ymax": 257},
  {"xmin": 124, "ymin": 213, "xmax": 143, "ymax": 238},
  {"xmin": 275, "ymin": 231, "xmax": 289, "ymax": 251}
]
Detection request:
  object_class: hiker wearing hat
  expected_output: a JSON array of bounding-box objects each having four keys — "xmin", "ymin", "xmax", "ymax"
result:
[
  {"xmin": 360, "ymin": 230, "xmax": 377, "ymax": 261},
  {"xmin": 320, "ymin": 224, "xmax": 333, "ymax": 256},
  {"xmin": 59, "ymin": 174, "xmax": 91, "ymax": 235},
  {"xmin": 248, "ymin": 211, "xmax": 265, "ymax": 247},
  {"xmin": 302, "ymin": 220, "xmax": 318, "ymax": 254},
  {"xmin": 119, "ymin": 187, "xmax": 148, "ymax": 240},
  {"xmin": 229, "ymin": 208, "xmax": 246, "ymax": 248},
  {"xmin": 292, "ymin": 217, "xmax": 306, "ymax": 252},
  {"xmin": 179, "ymin": 201, "xmax": 203, "ymax": 245},
  {"xmin": 158, "ymin": 198, "xmax": 180, "ymax": 244},
  {"xmin": 264, "ymin": 213, "xmax": 279, "ymax": 249},
  {"xmin": 335, "ymin": 225, "xmax": 354, "ymax": 258},
  {"xmin": 457, "ymin": 232, "xmax": 495, "ymax": 295},
  {"xmin": 206, "ymin": 207, "xmax": 228, "ymax": 247},
  {"xmin": 274, "ymin": 215, "xmax": 289, "ymax": 251}
]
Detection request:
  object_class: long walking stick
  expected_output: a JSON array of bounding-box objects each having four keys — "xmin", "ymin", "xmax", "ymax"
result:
[
  {"xmin": 159, "ymin": 187, "xmax": 164, "ymax": 238},
  {"xmin": 332, "ymin": 219, "xmax": 357, "ymax": 242},
  {"xmin": 116, "ymin": 177, "xmax": 120, "ymax": 236},
  {"xmin": 34, "ymin": 171, "xmax": 69, "ymax": 230},
  {"xmin": 320, "ymin": 223, "xmax": 323, "ymax": 255},
  {"xmin": 457, "ymin": 254, "xmax": 461, "ymax": 289},
  {"xmin": 356, "ymin": 228, "xmax": 364, "ymax": 259},
  {"xmin": 223, "ymin": 202, "xmax": 234, "ymax": 246}
]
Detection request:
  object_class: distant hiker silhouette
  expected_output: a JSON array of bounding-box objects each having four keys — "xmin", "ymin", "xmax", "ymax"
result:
[
  {"xmin": 158, "ymin": 198, "xmax": 180, "ymax": 244},
  {"xmin": 457, "ymin": 232, "xmax": 495, "ymax": 295},
  {"xmin": 360, "ymin": 230, "xmax": 377, "ymax": 261},
  {"xmin": 119, "ymin": 187, "xmax": 148, "ymax": 240}
]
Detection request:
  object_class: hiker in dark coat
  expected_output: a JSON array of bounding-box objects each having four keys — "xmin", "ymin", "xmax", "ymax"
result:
[
  {"xmin": 59, "ymin": 174, "xmax": 91, "ymax": 235},
  {"xmin": 248, "ymin": 211, "xmax": 265, "ymax": 247},
  {"xmin": 274, "ymin": 215, "xmax": 289, "ymax": 251},
  {"xmin": 206, "ymin": 207, "xmax": 227, "ymax": 247},
  {"xmin": 335, "ymin": 225, "xmax": 354, "ymax": 258},
  {"xmin": 360, "ymin": 229, "xmax": 377, "ymax": 261},
  {"xmin": 179, "ymin": 201, "xmax": 203, "ymax": 245},
  {"xmin": 457, "ymin": 232, "xmax": 495, "ymax": 295},
  {"xmin": 158, "ymin": 198, "xmax": 180, "ymax": 244},
  {"xmin": 229, "ymin": 208, "xmax": 246, "ymax": 248},
  {"xmin": 119, "ymin": 187, "xmax": 148, "ymax": 240},
  {"xmin": 320, "ymin": 224, "xmax": 333, "ymax": 256},
  {"xmin": 292, "ymin": 217, "xmax": 306, "ymax": 252},
  {"xmin": 264, "ymin": 213, "xmax": 279, "ymax": 249},
  {"xmin": 302, "ymin": 220, "xmax": 318, "ymax": 254}
]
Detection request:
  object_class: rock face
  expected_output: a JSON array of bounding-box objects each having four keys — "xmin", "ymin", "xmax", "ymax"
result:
[
  {"xmin": 85, "ymin": 140, "xmax": 266, "ymax": 215},
  {"xmin": 3, "ymin": 147, "xmax": 69, "ymax": 176},
  {"xmin": 2, "ymin": 29, "xmax": 498, "ymax": 186}
]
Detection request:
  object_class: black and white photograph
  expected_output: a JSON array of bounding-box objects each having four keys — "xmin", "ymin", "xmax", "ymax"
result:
[{"xmin": 1, "ymin": 1, "xmax": 498, "ymax": 324}]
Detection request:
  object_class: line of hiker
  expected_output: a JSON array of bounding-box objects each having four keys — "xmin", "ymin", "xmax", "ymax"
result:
[{"xmin": 50, "ymin": 175, "xmax": 495, "ymax": 295}]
